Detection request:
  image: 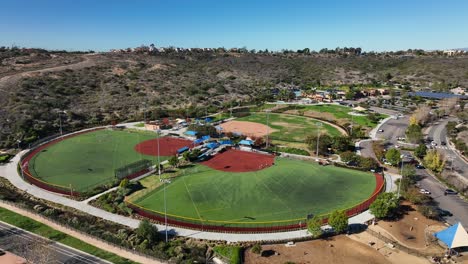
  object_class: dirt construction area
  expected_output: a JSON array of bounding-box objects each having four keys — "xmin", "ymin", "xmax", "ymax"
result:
[
  {"xmin": 244, "ymin": 235, "xmax": 393, "ymax": 264},
  {"xmin": 219, "ymin": 120, "xmax": 275, "ymax": 137}
]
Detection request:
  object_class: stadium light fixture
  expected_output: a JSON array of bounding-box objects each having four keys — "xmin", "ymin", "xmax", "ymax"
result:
[
  {"xmin": 266, "ymin": 110, "xmax": 271, "ymax": 148},
  {"xmin": 315, "ymin": 122, "xmax": 322, "ymax": 159}
]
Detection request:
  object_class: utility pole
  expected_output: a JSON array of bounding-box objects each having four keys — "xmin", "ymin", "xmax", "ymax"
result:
[
  {"xmin": 164, "ymin": 175, "xmax": 168, "ymax": 243},
  {"xmin": 316, "ymin": 122, "xmax": 322, "ymax": 159},
  {"xmin": 143, "ymin": 101, "xmax": 147, "ymax": 123},
  {"xmin": 157, "ymin": 130, "xmax": 161, "ymax": 181},
  {"xmin": 266, "ymin": 110, "xmax": 271, "ymax": 148},
  {"xmin": 16, "ymin": 140, "xmax": 21, "ymax": 150}
]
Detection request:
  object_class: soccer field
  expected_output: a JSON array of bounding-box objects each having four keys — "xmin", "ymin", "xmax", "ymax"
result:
[
  {"xmin": 27, "ymin": 129, "xmax": 165, "ymax": 192},
  {"xmin": 132, "ymin": 158, "xmax": 376, "ymax": 225}
]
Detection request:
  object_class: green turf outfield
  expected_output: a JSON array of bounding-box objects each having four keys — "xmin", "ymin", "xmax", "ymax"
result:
[
  {"xmin": 133, "ymin": 158, "xmax": 375, "ymax": 224},
  {"xmin": 28, "ymin": 129, "xmax": 165, "ymax": 192},
  {"xmin": 236, "ymin": 112, "xmax": 342, "ymax": 142}
]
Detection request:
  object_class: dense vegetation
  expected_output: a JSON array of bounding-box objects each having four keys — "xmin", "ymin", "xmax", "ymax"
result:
[{"xmin": 1, "ymin": 49, "xmax": 468, "ymax": 148}]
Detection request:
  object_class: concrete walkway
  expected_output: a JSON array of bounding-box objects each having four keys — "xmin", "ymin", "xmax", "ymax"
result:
[{"xmin": 0, "ymin": 150, "xmax": 382, "ymax": 242}]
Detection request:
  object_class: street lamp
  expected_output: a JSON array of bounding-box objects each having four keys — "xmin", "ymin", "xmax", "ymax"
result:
[
  {"xmin": 16, "ymin": 139, "xmax": 21, "ymax": 150},
  {"xmin": 266, "ymin": 110, "xmax": 271, "ymax": 148},
  {"xmin": 315, "ymin": 122, "xmax": 322, "ymax": 159},
  {"xmin": 397, "ymin": 157, "xmax": 404, "ymax": 198}
]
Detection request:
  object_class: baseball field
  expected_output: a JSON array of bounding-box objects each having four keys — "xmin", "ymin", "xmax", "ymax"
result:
[{"xmin": 130, "ymin": 152, "xmax": 376, "ymax": 226}]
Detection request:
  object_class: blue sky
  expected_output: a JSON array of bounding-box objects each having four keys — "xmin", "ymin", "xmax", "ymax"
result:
[{"xmin": 1, "ymin": 0, "xmax": 467, "ymax": 51}]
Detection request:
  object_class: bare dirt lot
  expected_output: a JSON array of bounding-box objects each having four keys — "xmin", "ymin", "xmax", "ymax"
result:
[
  {"xmin": 219, "ymin": 120, "xmax": 276, "ymax": 137},
  {"xmin": 376, "ymin": 203, "xmax": 445, "ymax": 250},
  {"xmin": 244, "ymin": 235, "xmax": 392, "ymax": 264}
]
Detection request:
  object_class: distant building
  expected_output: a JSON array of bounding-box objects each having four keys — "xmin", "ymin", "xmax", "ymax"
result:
[
  {"xmin": 408, "ymin": 91, "xmax": 467, "ymax": 100},
  {"xmin": 450, "ymin": 87, "xmax": 466, "ymax": 95}
]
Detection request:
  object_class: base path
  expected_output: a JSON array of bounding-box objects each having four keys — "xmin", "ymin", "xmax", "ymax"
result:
[
  {"xmin": 219, "ymin": 120, "xmax": 275, "ymax": 137},
  {"xmin": 202, "ymin": 149, "xmax": 275, "ymax": 172},
  {"xmin": 135, "ymin": 137, "xmax": 193, "ymax": 156},
  {"xmin": 1, "ymin": 150, "xmax": 379, "ymax": 242}
]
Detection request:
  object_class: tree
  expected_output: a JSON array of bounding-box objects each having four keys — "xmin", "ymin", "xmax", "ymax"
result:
[
  {"xmin": 358, "ymin": 157, "xmax": 379, "ymax": 171},
  {"xmin": 424, "ymin": 150, "xmax": 445, "ymax": 173},
  {"xmin": 168, "ymin": 155, "xmax": 179, "ymax": 168},
  {"xmin": 135, "ymin": 219, "xmax": 159, "ymax": 245},
  {"xmin": 328, "ymin": 210, "xmax": 348, "ymax": 234},
  {"xmin": 369, "ymin": 192, "xmax": 400, "ymax": 219},
  {"xmin": 405, "ymin": 124, "xmax": 423, "ymax": 143},
  {"xmin": 340, "ymin": 151, "xmax": 359, "ymax": 164},
  {"xmin": 385, "ymin": 148, "xmax": 401, "ymax": 166},
  {"xmin": 414, "ymin": 144, "xmax": 427, "ymax": 159},
  {"xmin": 404, "ymin": 187, "xmax": 430, "ymax": 205},
  {"xmin": 413, "ymin": 106, "xmax": 431, "ymax": 125},
  {"xmin": 306, "ymin": 134, "xmax": 333, "ymax": 155},
  {"xmin": 307, "ymin": 216, "xmax": 324, "ymax": 238},
  {"xmin": 401, "ymin": 164, "xmax": 417, "ymax": 182},
  {"xmin": 119, "ymin": 178, "xmax": 129, "ymax": 188},
  {"xmin": 332, "ymin": 136, "xmax": 352, "ymax": 152},
  {"xmin": 251, "ymin": 243, "xmax": 262, "ymax": 254}
]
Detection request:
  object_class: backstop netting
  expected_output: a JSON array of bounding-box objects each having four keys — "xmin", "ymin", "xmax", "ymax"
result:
[{"xmin": 115, "ymin": 159, "xmax": 152, "ymax": 179}]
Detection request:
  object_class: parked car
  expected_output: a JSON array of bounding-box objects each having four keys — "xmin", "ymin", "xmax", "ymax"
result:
[
  {"xmin": 436, "ymin": 208, "xmax": 453, "ymax": 217},
  {"xmin": 431, "ymin": 141, "xmax": 437, "ymax": 146},
  {"xmin": 415, "ymin": 164, "xmax": 425, "ymax": 169},
  {"xmin": 444, "ymin": 189, "xmax": 458, "ymax": 195},
  {"xmin": 378, "ymin": 129, "xmax": 384, "ymax": 133},
  {"xmin": 397, "ymin": 137, "xmax": 405, "ymax": 141},
  {"xmin": 441, "ymin": 141, "xmax": 446, "ymax": 146},
  {"xmin": 419, "ymin": 188, "xmax": 431, "ymax": 195}
]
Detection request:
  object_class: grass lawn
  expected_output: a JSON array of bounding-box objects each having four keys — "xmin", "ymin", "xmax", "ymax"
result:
[
  {"xmin": 236, "ymin": 112, "xmax": 342, "ymax": 143},
  {"xmin": 301, "ymin": 104, "xmax": 386, "ymax": 128},
  {"xmin": 133, "ymin": 158, "xmax": 375, "ymax": 225},
  {"xmin": 28, "ymin": 129, "xmax": 168, "ymax": 192},
  {"xmin": 0, "ymin": 207, "xmax": 135, "ymax": 264}
]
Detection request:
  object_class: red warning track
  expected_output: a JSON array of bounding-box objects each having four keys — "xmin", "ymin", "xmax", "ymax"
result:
[
  {"xmin": 202, "ymin": 149, "xmax": 275, "ymax": 172},
  {"xmin": 135, "ymin": 137, "xmax": 193, "ymax": 156}
]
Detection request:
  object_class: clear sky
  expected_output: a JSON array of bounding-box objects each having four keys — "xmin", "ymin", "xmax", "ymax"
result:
[{"xmin": 1, "ymin": 0, "xmax": 467, "ymax": 52}]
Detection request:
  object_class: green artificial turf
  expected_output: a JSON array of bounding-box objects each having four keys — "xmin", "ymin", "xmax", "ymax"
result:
[
  {"xmin": 28, "ymin": 129, "xmax": 166, "ymax": 192},
  {"xmin": 301, "ymin": 104, "xmax": 386, "ymax": 128},
  {"xmin": 134, "ymin": 158, "xmax": 376, "ymax": 226},
  {"xmin": 0, "ymin": 207, "xmax": 136, "ymax": 264},
  {"xmin": 236, "ymin": 112, "xmax": 342, "ymax": 142}
]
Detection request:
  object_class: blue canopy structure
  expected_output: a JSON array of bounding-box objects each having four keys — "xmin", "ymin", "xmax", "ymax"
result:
[
  {"xmin": 201, "ymin": 135, "xmax": 211, "ymax": 141},
  {"xmin": 205, "ymin": 117, "xmax": 213, "ymax": 123},
  {"xmin": 193, "ymin": 138, "xmax": 204, "ymax": 144},
  {"xmin": 177, "ymin": 146, "xmax": 189, "ymax": 154},
  {"xmin": 206, "ymin": 142, "xmax": 219, "ymax": 149},
  {"xmin": 408, "ymin": 91, "xmax": 467, "ymax": 100},
  {"xmin": 219, "ymin": 140, "xmax": 233, "ymax": 145},
  {"xmin": 215, "ymin": 125, "xmax": 223, "ymax": 131},
  {"xmin": 185, "ymin": 130, "xmax": 198, "ymax": 136},
  {"xmin": 434, "ymin": 222, "xmax": 468, "ymax": 249},
  {"xmin": 239, "ymin": 139, "xmax": 253, "ymax": 146}
]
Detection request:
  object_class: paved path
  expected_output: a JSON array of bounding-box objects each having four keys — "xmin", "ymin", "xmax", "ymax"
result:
[
  {"xmin": 0, "ymin": 220, "xmax": 111, "ymax": 264},
  {"xmin": 0, "ymin": 150, "xmax": 383, "ymax": 242}
]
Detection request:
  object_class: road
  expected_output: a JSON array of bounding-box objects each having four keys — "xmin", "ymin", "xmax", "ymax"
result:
[
  {"xmin": 426, "ymin": 117, "xmax": 467, "ymax": 178},
  {"xmin": 0, "ymin": 220, "xmax": 110, "ymax": 264},
  {"xmin": 358, "ymin": 111, "xmax": 468, "ymax": 228}
]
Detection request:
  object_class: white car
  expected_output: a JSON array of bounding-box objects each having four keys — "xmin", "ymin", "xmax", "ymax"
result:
[{"xmin": 419, "ymin": 188, "xmax": 431, "ymax": 195}]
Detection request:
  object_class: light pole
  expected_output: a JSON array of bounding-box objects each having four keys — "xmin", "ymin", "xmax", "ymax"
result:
[
  {"xmin": 157, "ymin": 130, "xmax": 161, "ymax": 181},
  {"xmin": 59, "ymin": 111, "xmax": 63, "ymax": 136},
  {"xmin": 266, "ymin": 110, "xmax": 271, "ymax": 148},
  {"xmin": 397, "ymin": 157, "xmax": 404, "ymax": 198},
  {"xmin": 16, "ymin": 140, "xmax": 21, "ymax": 150},
  {"xmin": 164, "ymin": 174, "xmax": 168, "ymax": 243},
  {"xmin": 315, "ymin": 122, "xmax": 322, "ymax": 159}
]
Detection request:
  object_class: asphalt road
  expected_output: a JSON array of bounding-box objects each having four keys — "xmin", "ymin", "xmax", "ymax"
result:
[
  {"xmin": 358, "ymin": 111, "xmax": 468, "ymax": 228},
  {"xmin": 426, "ymin": 117, "xmax": 467, "ymax": 178},
  {"xmin": 0, "ymin": 221, "xmax": 110, "ymax": 264}
]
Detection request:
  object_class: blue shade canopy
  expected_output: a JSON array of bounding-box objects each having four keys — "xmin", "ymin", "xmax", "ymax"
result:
[
  {"xmin": 238, "ymin": 140, "xmax": 253, "ymax": 145},
  {"xmin": 185, "ymin": 130, "xmax": 198, "ymax": 136},
  {"xmin": 434, "ymin": 222, "xmax": 468, "ymax": 249}
]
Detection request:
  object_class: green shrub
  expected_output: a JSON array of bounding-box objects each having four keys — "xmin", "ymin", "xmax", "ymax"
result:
[
  {"xmin": 251, "ymin": 243, "xmax": 262, "ymax": 254},
  {"xmin": 213, "ymin": 246, "xmax": 242, "ymax": 264}
]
